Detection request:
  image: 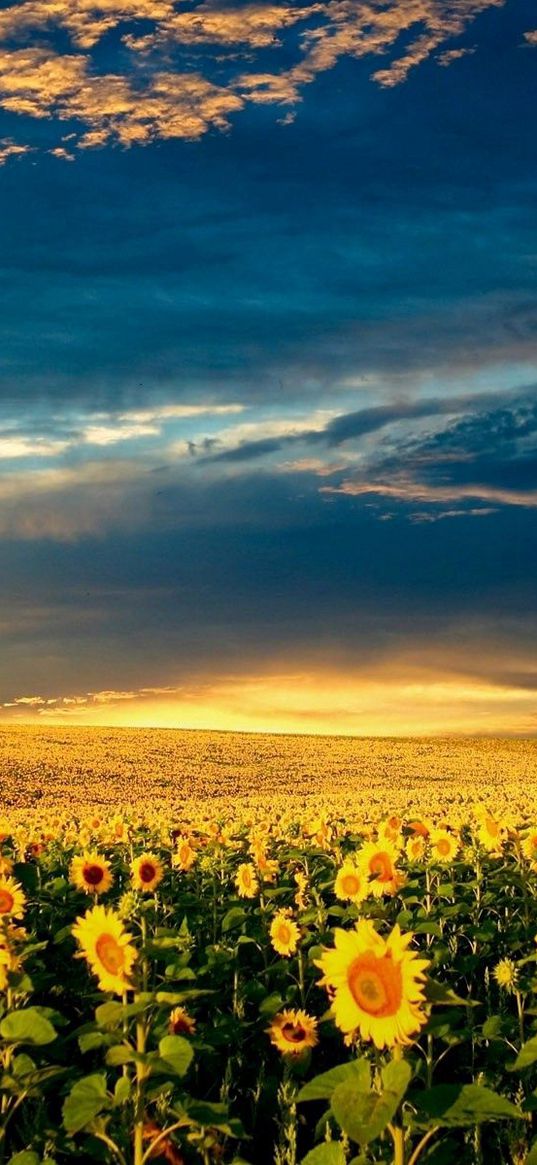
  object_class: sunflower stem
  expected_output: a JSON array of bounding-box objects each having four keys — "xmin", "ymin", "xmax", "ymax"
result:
[{"xmin": 389, "ymin": 1121, "xmax": 405, "ymax": 1165}]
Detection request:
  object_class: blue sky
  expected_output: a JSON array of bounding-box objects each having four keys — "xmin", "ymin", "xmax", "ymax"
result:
[{"xmin": 0, "ymin": 0, "xmax": 536, "ymax": 733}]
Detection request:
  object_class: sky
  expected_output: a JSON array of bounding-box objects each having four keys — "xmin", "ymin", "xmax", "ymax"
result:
[{"xmin": 0, "ymin": 0, "xmax": 536, "ymax": 736}]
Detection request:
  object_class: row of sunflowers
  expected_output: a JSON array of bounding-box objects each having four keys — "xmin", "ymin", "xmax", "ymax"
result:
[{"xmin": 1, "ymin": 805, "xmax": 537, "ymax": 1163}]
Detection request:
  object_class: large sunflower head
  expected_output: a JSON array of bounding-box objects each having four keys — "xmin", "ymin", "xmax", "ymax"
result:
[
  {"xmin": 316, "ymin": 919, "xmax": 430, "ymax": 1049},
  {"xmin": 70, "ymin": 853, "xmax": 113, "ymax": 896},
  {"xmin": 131, "ymin": 853, "xmax": 164, "ymax": 893},
  {"xmin": 268, "ymin": 1009, "xmax": 318, "ymax": 1056},
  {"xmin": 269, "ymin": 910, "xmax": 300, "ymax": 957},
  {"xmin": 0, "ymin": 878, "xmax": 26, "ymax": 920},
  {"xmin": 428, "ymin": 829, "xmax": 459, "ymax": 865},
  {"xmin": 334, "ymin": 861, "xmax": 366, "ymax": 904},
  {"xmin": 72, "ymin": 904, "xmax": 137, "ymax": 994},
  {"xmin": 358, "ymin": 841, "xmax": 404, "ymax": 898},
  {"xmin": 235, "ymin": 862, "xmax": 258, "ymax": 899}
]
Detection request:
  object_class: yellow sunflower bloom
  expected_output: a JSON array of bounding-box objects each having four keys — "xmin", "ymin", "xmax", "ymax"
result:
[
  {"xmin": 358, "ymin": 841, "xmax": 404, "ymax": 898},
  {"xmin": 268, "ymin": 1009, "xmax": 318, "ymax": 1056},
  {"xmin": 172, "ymin": 837, "xmax": 196, "ymax": 872},
  {"xmin": 169, "ymin": 1006, "xmax": 196, "ymax": 1036},
  {"xmin": 269, "ymin": 910, "xmax": 300, "ymax": 956},
  {"xmin": 316, "ymin": 919, "xmax": 429, "ymax": 1049},
  {"xmin": 493, "ymin": 958, "xmax": 518, "ymax": 991},
  {"xmin": 235, "ymin": 862, "xmax": 258, "ymax": 899},
  {"xmin": 405, "ymin": 836, "xmax": 426, "ymax": 864},
  {"xmin": 70, "ymin": 853, "xmax": 113, "ymax": 896},
  {"xmin": 72, "ymin": 904, "xmax": 137, "ymax": 994},
  {"xmin": 131, "ymin": 853, "xmax": 164, "ymax": 893},
  {"xmin": 0, "ymin": 878, "xmax": 26, "ymax": 920},
  {"xmin": 521, "ymin": 829, "xmax": 537, "ymax": 861},
  {"xmin": 428, "ymin": 829, "xmax": 459, "ymax": 865},
  {"xmin": 334, "ymin": 861, "xmax": 367, "ymax": 904},
  {"xmin": 475, "ymin": 810, "xmax": 506, "ymax": 855}
]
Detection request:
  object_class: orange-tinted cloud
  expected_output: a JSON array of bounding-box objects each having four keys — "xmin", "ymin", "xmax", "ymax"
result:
[{"xmin": 0, "ymin": 0, "xmax": 510, "ymax": 154}]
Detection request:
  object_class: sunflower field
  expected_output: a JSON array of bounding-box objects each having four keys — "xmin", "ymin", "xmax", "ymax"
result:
[{"xmin": 3, "ymin": 804, "xmax": 537, "ymax": 1165}]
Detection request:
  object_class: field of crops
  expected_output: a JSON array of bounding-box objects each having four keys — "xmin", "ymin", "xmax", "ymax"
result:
[{"xmin": 2, "ymin": 729, "xmax": 537, "ymax": 1164}]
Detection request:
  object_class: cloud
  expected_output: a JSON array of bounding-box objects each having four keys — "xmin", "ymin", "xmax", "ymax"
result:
[
  {"xmin": 322, "ymin": 477, "xmax": 537, "ymax": 508},
  {"xmin": 524, "ymin": 30, "xmax": 537, "ymax": 45},
  {"xmin": 0, "ymin": 138, "xmax": 32, "ymax": 164},
  {"xmin": 0, "ymin": 0, "xmax": 512, "ymax": 154}
]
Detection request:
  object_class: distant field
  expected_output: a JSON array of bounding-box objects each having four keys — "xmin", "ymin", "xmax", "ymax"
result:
[{"xmin": 1, "ymin": 725, "xmax": 536, "ymax": 817}]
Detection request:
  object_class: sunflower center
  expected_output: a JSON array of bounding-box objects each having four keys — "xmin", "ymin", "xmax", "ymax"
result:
[
  {"xmin": 369, "ymin": 853, "xmax": 393, "ymax": 882},
  {"xmin": 485, "ymin": 817, "xmax": 499, "ymax": 837},
  {"xmin": 281, "ymin": 1022, "xmax": 306, "ymax": 1043},
  {"xmin": 347, "ymin": 951, "xmax": 403, "ymax": 1016},
  {"xmin": 84, "ymin": 863, "xmax": 104, "ymax": 886},
  {"xmin": 139, "ymin": 862, "xmax": 156, "ymax": 883},
  {"xmin": 341, "ymin": 874, "xmax": 360, "ymax": 896},
  {"xmin": 277, "ymin": 923, "xmax": 291, "ymax": 943},
  {"xmin": 436, "ymin": 839, "xmax": 450, "ymax": 856},
  {"xmin": 95, "ymin": 933, "xmax": 124, "ymax": 975},
  {"xmin": 0, "ymin": 890, "xmax": 14, "ymax": 913}
]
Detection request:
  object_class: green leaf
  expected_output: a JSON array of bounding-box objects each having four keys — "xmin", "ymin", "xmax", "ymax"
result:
[
  {"xmin": 222, "ymin": 907, "xmax": 247, "ymax": 933},
  {"xmin": 381, "ymin": 1059, "xmax": 412, "ymax": 1103},
  {"xmin": 331, "ymin": 1081, "xmax": 401, "ymax": 1145},
  {"xmin": 62, "ymin": 1074, "xmax": 110, "ymax": 1134},
  {"xmin": 95, "ymin": 1001, "xmax": 123, "ymax": 1028},
  {"xmin": 298, "ymin": 1060, "xmax": 370, "ymax": 1102},
  {"xmin": 414, "ymin": 1084, "xmax": 526, "ymax": 1128},
  {"xmin": 513, "ymin": 1037, "xmax": 537, "ymax": 1070},
  {"xmin": 425, "ymin": 980, "xmax": 475, "ymax": 1007},
  {"xmin": 184, "ymin": 1099, "xmax": 244, "ymax": 1135},
  {"xmin": 7, "ymin": 1153, "xmax": 41, "ymax": 1165},
  {"xmin": 0, "ymin": 1009, "xmax": 57, "ymax": 1046},
  {"xmin": 114, "ymin": 1076, "xmax": 131, "ymax": 1106},
  {"xmin": 158, "ymin": 1034, "xmax": 194, "ymax": 1077},
  {"xmin": 526, "ymin": 1139, "xmax": 537, "ymax": 1164},
  {"xmin": 301, "ymin": 1146, "xmax": 346, "ymax": 1165},
  {"xmin": 105, "ymin": 1045, "xmax": 137, "ymax": 1067},
  {"xmin": 11, "ymin": 1054, "xmax": 35, "ymax": 1078},
  {"xmin": 259, "ymin": 993, "xmax": 285, "ymax": 1017}
]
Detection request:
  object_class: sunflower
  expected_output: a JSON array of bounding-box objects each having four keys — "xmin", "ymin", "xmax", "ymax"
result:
[
  {"xmin": 0, "ymin": 878, "xmax": 26, "ymax": 920},
  {"xmin": 172, "ymin": 837, "xmax": 196, "ymax": 872},
  {"xmin": 475, "ymin": 810, "xmax": 506, "ymax": 856},
  {"xmin": 70, "ymin": 853, "xmax": 114, "ymax": 896},
  {"xmin": 169, "ymin": 1006, "xmax": 196, "ymax": 1036},
  {"xmin": 72, "ymin": 904, "xmax": 137, "ymax": 994},
  {"xmin": 493, "ymin": 958, "xmax": 518, "ymax": 991},
  {"xmin": 235, "ymin": 862, "xmax": 258, "ymax": 899},
  {"xmin": 268, "ymin": 1009, "xmax": 318, "ymax": 1056},
  {"xmin": 316, "ymin": 919, "xmax": 429, "ymax": 1049},
  {"xmin": 269, "ymin": 910, "xmax": 300, "ymax": 957},
  {"xmin": 521, "ymin": 828, "xmax": 537, "ymax": 862},
  {"xmin": 334, "ymin": 861, "xmax": 367, "ymax": 904},
  {"xmin": 408, "ymin": 820, "xmax": 431, "ymax": 838},
  {"xmin": 0, "ymin": 855, "xmax": 13, "ymax": 877},
  {"xmin": 428, "ymin": 829, "xmax": 459, "ymax": 865},
  {"xmin": 405, "ymin": 836, "xmax": 426, "ymax": 864},
  {"xmin": 358, "ymin": 841, "xmax": 404, "ymax": 898},
  {"xmin": 377, "ymin": 815, "xmax": 404, "ymax": 846},
  {"xmin": 131, "ymin": 853, "xmax": 164, "ymax": 893}
]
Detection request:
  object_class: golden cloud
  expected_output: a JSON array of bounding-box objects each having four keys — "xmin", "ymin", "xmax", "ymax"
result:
[{"xmin": 0, "ymin": 0, "xmax": 509, "ymax": 153}]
